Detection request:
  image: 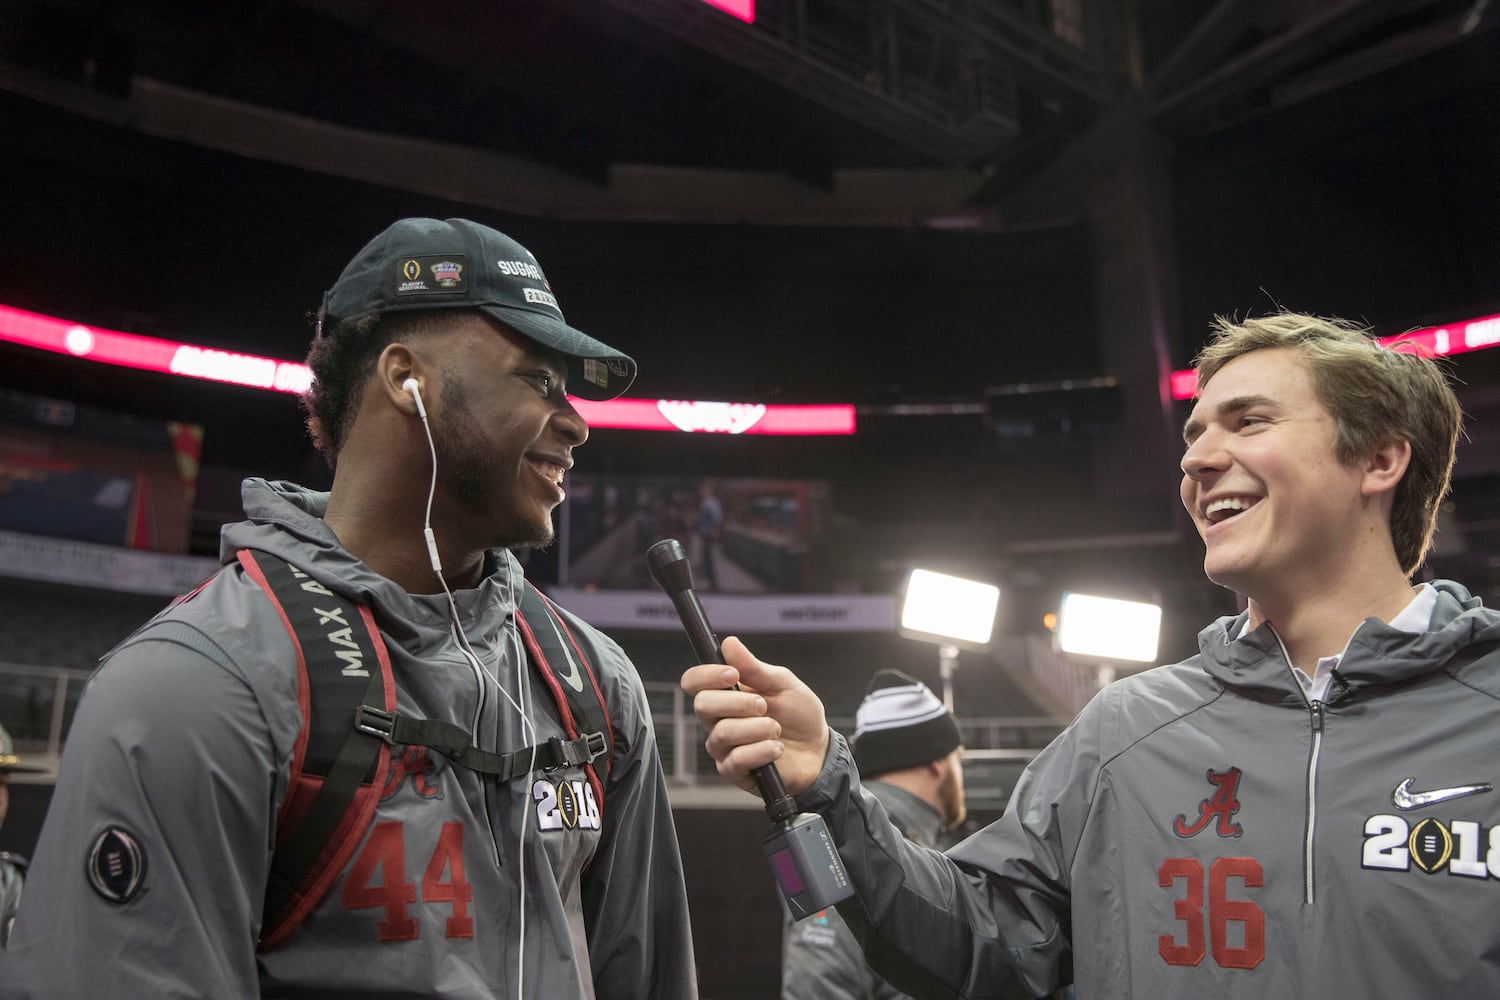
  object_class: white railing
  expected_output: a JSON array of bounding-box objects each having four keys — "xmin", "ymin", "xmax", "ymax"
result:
[
  {"xmin": 0, "ymin": 664, "xmax": 1065, "ymax": 809},
  {"xmin": 0, "ymin": 662, "xmax": 90, "ymax": 776}
]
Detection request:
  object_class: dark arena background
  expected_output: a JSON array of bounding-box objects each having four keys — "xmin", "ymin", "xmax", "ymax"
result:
[{"xmin": 1, "ymin": 3, "xmax": 1499, "ymax": 996}]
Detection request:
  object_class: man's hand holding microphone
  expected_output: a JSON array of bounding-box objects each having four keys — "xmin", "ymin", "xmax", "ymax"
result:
[{"xmin": 680, "ymin": 636, "xmax": 831, "ymax": 798}]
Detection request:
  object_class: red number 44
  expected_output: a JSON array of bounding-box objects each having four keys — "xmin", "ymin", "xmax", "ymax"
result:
[
  {"xmin": 1157, "ymin": 856, "xmax": 1264, "ymax": 969},
  {"xmin": 342, "ymin": 821, "xmax": 474, "ymax": 942}
]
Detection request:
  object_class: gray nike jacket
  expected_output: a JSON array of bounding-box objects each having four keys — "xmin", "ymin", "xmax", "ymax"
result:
[
  {"xmin": 798, "ymin": 580, "xmax": 1500, "ymax": 998},
  {"xmin": 1, "ymin": 478, "xmax": 698, "ymax": 999}
]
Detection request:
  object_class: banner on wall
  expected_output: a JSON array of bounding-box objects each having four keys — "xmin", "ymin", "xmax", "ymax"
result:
[
  {"xmin": 0, "ymin": 529, "xmax": 217, "ymax": 595},
  {"xmin": 559, "ymin": 473, "xmax": 835, "ymax": 594},
  {"xmin": 0, "ymin": 391, "xmax": 202, "ymax": 554},
  {"xmin": 545, "ymin": 587, "xmax": 896, "ymax": 633}
]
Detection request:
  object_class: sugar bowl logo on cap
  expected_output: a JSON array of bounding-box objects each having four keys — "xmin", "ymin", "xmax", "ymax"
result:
[{"xmin": 319, "ymin": 217, "xmax": 637, "ymax": 400}]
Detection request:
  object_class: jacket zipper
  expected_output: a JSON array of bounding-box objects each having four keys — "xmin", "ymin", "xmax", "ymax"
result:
[
  {"xmin": 1303, "ymin": 699, "xmax": 1324, "ymax": 904},
  {"xmin": 1272, "ymin": 627, "xmax": 1325, "ymax": 905}
]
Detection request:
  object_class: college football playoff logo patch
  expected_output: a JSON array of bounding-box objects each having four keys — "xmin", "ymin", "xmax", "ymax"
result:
[{"xmin": 87, "ymin": 826, "xmax": 146, "ymax": 904}]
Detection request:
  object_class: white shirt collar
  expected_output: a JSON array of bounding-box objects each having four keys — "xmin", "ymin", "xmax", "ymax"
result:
[{"xmin": 1235, "ymin": 583, "xmax": 1438, "ymax": 703}]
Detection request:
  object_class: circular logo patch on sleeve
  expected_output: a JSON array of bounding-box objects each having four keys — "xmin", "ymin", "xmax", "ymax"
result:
[{"xmin": 87, "ymin": 827, "xmax": 147, "ymax": 903}]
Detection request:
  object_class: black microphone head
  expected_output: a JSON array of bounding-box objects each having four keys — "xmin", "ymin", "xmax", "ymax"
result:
[{"xmin": 646, "ymin": 538, "xmax": 694, "ymax": 594}]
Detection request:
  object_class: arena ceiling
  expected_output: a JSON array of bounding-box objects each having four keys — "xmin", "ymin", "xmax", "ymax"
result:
[
  {"xmin": 0, "ymin": 0, "xmax": 1497, "ymax": 596},
  {"xmin": 1, "ymin": 0, "xmax": 1493, "ymax": 229}
]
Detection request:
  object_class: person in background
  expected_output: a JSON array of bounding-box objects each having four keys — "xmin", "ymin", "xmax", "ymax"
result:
[
  {"xmin": 696, "ymin": 479, "xmax": 724, "ymax": 591},
  {"xmin": 781, "ymin": 669, "xmax": 965, "ymax": 1000},
  {"xmin": 683, "ymin": 311, "xmax": 1500, "ymax": 997},
  {"xmin": 2, "ymin": 218, "xmax": 697, "ymax": 998},
  {"xmin": 0, "ymin": 722, "xmax": 43, "ymax": 949}
]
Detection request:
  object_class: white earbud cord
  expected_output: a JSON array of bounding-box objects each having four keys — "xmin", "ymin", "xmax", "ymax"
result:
[
  {"xmin": 515, "ymin": 595, "xmax": 538, "ymax": 1000},
  {"xmin": 413, "ymin": 394, "xmax": 537, "ymax": 998}
]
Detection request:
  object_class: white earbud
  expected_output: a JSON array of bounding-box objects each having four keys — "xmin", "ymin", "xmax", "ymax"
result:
[
  {"xmin": 402, "ymin": 377, "xmax": 428, "ymax": 420},
  {"xmin": 402, "ymin": 376, "xmax": 442, "ymax": 572}
]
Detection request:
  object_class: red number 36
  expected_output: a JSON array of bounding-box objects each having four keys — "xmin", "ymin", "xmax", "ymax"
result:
[{"xmin": 1157, "ymin": 856, "xmax": 1265, "ymax": 969}]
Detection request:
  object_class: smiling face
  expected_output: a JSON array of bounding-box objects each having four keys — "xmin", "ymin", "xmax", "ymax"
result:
[
  {"xmin": 1180, "ymin": 348, "xmax": 1377, "ymax": 605},
  {"xmin": 427, "ymin": 313, "xmax": 588, "ymax": 551}
]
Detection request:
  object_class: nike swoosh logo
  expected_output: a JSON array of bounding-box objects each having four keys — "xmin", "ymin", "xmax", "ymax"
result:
[
  {"xmin": 547, "ymin": 618, "xmax": 586, "ymax": 693},
  {"xmin": 1392, "ymin": 777, "xmax": 1494, "ymax": 811},
  {"xmin": 554, "ymin": 654, "xmax": 584, "ymax": 693}
]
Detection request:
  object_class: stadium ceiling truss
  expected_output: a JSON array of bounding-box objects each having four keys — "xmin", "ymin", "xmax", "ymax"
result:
[{"xmin": 0, "ymin": 0, "xmax": 1492, "ymax": 222}]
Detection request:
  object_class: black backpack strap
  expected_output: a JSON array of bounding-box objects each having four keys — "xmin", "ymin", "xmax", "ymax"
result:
[
  {"xmin": 238, "ymin": 550, "xmax": 394, "ymax": 952},
  {"xmin": 515, "ymin": 582, "xmax": 614, "ymax": 809},
  {"xmin": 351, "ymin": 705, "xmax": 606, "ymax": 779},
  {"xmin": 352, "ymin": 582, "xmax": 613, "ymax": 787}
]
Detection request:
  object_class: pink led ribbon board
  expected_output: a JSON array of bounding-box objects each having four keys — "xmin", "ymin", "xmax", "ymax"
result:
[
  {"xmin": 699, "ymin": 0, "xmax": 754, "ymax": 22},
  {"xmin": 0, "ymin": 303, "xmax": 852, "ymax": 435},
  {"xmin": 1170, "ymin": 311, "xmax": 1500, "ymax": 400}
]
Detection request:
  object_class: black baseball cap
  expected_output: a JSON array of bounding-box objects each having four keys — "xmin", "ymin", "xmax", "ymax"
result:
[{"xmin": 320, "ymin": 218, "xmax": 636, "ymax": 400}]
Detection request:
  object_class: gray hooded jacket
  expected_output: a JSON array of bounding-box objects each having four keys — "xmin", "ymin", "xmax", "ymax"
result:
[
  {"xmin": 1, "ymin": 479, "xmax": 697, "ymax": 999},
  {"xmin": 800, "ymin": 580, "xmax": 1500, "ymax": 998}
]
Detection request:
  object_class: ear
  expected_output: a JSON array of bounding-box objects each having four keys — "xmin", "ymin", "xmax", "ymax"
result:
[
  {"xmin": 375, "ymin": 343, "xmax": 424, "ymax": 417},
  {"xmin": 1360, "ymin": 437, "xmax": 1412, "ymax": 499}
]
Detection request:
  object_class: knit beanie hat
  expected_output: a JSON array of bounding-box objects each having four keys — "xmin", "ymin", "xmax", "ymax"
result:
[{"xmin": 851, "ymin": 669, "xmax": 963, "ymax": 777}]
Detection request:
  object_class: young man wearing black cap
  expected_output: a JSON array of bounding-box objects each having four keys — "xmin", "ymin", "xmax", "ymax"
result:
[
  {"xmin": 781, "ymin": 670, "xmax": 964, "ymax": 1000},
  {"xmin": 3, "ymin": 219, "xmax": 697, "ymax": 998},
  {"xmin": 0, "ymin": 722, "xmax": 43, "ymax": 949}
]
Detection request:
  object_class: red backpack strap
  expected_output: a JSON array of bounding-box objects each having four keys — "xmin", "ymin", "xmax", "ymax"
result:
[
  {"xmin": 515, "ymin": 582, "xmax": 613, "ymax": 815},
  {"xmin": 237, "ymin": 549, "xmax": 395, "ymax": 952}
]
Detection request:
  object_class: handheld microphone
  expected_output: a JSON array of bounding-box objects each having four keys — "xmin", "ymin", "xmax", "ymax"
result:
[{"xmin": 646, "ymin": 538, "xmax": 853, "ymax": 919}]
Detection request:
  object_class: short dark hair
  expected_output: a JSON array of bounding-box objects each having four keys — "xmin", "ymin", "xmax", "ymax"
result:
[
  {"xmin": 300, "ymin": 309, "xmax": 454, "ymax": 468},
  {"xmin": 1194, "ymin": 311, "xmax": 1463, "ymax": 575}
]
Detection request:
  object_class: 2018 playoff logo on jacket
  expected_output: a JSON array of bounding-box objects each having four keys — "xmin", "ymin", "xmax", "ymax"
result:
[
  {"xmin": 1363, "ymin": 775, "xmax": 1495, "ymax": 878},
  {"xmin": 532, "ymin": 774, "xmax": 601, "ymax": 832}
]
